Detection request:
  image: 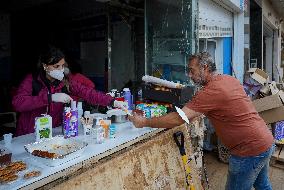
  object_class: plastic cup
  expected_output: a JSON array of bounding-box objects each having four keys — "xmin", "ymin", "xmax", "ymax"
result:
[{"xmin": 3, "ymin": 133, "xmax": 12, "ymax": 146}]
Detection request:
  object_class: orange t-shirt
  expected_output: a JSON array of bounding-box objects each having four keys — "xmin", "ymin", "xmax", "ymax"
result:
[{"xmin": 186, "ymin": 75, "xmax": 274, "ymax": 157}]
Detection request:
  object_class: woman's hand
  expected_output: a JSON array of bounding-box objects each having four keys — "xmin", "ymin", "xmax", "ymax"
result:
[
  {"xmin": 51, "ymin": 93, "xmax": 73, "ymax": 103},
  {"xmin": 113, "ymin": 100, "xmax": 128, "ymax": 109},
  {"xmin": 128, "ymin": 113, "xmax": 147, "ymax": 128}
]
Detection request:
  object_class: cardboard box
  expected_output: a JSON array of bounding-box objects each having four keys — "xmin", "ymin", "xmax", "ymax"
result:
[
  {"xmin": 253, "ymin": 94, "xmax": 284, "ymax": 124},
  {"xmin": 258, "ymin": 106, "xmax": 284, "ymax": 124},
  {"xmin": 253, "ymin": 94, "xmax": 283, "ymax": 112},
  {"xmin": 278, "ymin": 90, "xmax": 284, "ymax": 103},
  {"xmin": 269, "ymin": 81, "xmax": 280, "ymax": 95},
  {"xmin": 248, "ymin": 68, "xmax": 268, "ymax": 85}
]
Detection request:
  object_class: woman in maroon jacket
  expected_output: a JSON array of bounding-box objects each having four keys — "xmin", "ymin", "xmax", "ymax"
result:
[{"xmin": 12, "ymin": 46, "xmax": 126, "ymax": 136}]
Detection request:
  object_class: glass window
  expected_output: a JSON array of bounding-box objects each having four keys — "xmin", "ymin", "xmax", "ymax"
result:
[{"xmin": 145, "ymin": 0, "xmax": 198, "ymax": 84}]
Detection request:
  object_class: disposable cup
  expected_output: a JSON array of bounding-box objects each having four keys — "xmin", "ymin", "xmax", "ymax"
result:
[{"xmin": 3, "ymin": 133, "xmax": 12, "ymax": 146}]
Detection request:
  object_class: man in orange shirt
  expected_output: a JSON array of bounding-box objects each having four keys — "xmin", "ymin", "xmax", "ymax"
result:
[{"xmin": 129, "ymin": 52, "xmax": 275, "ymax": 190}]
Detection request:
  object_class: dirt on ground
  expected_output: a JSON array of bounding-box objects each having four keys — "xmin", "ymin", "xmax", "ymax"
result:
[{"xmin": 204, "ymin": 151, "xmax": 284, "ymax": 190}]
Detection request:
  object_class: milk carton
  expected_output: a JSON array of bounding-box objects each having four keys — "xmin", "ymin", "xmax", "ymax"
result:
[
  {"xmin": 63, "ymin": 101, "xmax": 78, "ymax": 138},
  {"xmin": 35, "ymin": 114, "xmax": 52, "ymax": 141}
]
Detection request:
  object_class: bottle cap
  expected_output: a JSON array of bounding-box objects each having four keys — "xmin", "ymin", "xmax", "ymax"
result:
[
  {"xmin": 84, "ymin": 111, "xmax": 90, "ymax": 117},
  {"xmin": 77, "ymin": 102, "xmax": 83, "ymax": 110},
  {"xmin": 123, "ymin": 88, "xmax": 130, "ymax": 92}
]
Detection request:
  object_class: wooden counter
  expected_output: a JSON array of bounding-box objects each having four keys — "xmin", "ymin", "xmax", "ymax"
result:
[
  {"xmin": 21, "ymin": 125, "xmax": 202, "ymax": 190},
  {"xmin": 1, "ymin": 123, "xmax": 202, "ymax": 190}
]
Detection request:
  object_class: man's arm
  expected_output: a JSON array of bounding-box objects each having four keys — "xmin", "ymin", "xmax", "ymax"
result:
[{"xmin": 129, "ymin": 106, "xmax": 202, "ymax": 129}]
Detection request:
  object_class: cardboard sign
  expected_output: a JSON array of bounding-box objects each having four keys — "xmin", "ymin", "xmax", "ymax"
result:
[{"xmin": 275, "ymin": 121, "xmax": 284, "ymax": 144}]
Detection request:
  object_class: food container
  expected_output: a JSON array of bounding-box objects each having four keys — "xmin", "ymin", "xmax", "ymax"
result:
[
  {"xmin": 106, "ymin": 109, "xmax": 128, "ymax": 123},
  {"xmin": 108, "ymin": 115, "xmax": 127, "ymax": 123},
  {"xmin": 24, "ymin": 136, "xmax": 88, "ymax": 167}
]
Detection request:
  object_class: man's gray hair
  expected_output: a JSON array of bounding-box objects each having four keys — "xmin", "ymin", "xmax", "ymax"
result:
[{"xmin": 189, "ymin": 52, "xmax": 216, "ymax": 72}]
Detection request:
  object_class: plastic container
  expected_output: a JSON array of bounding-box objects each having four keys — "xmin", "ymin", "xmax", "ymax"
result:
[
  {"xmin": 123, "ymin": 88, "xmax": 132, "ymax": 110},
  {"xmin": 35, "ymin": 114, "xmax": 52, "ymax": 141},
  {"xmin": 3, "ymin": 133, "xmax": 12, "ymax": 147},
  {"xmin": 70, "ymin": 101, "xmax": 78, "ymax": 137},
  {"xmin": 77, "ymin": 102, "xmax": 83, "ymax": 128},
  {"xmin": 109, "ymin": 124, "xmax": 116, "ymax": 139},
  {"xmin": 92, "ymin": 120, "xmax": 105, "ymax": 144}
]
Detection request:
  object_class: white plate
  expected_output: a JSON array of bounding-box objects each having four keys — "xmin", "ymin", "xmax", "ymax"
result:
[
  {"xmin": 175, "ymin": 106, "xmax": 190, "ymax": 124},
  {"xmin": 24, "ymin": 136, "xmax": 88, "ymax": 167}
]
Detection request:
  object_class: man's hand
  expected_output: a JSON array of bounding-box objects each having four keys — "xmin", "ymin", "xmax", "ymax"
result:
[
  {"xmin": 51, "ymin": 93, "xmax": 73, "ymax": 103},
  {"xmin": 113, "ymin": 100, "xmax": 128, "ymax": 109},
  {"xmin": 128, "ymin": 113, "xmax": 147, "ymax": 128}
]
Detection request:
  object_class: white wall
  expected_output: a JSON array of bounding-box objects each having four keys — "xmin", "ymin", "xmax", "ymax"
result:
[
  {"xmin": 265, "ymin": 37, "xmax": 273, "ymax": 79},
  {"xmin": 199, "ymin": 0, "xmax": 244, "ymax": 82},
  {"xmin": 273, "ymin": 30, "xmax": 282, "ymax": 82},
  {"xmin": 212, "ymin": 0, "xmax": 243, "ymax": 12},
  {"xmin": 199, "ymin": 0, "xmax": 233, "ymax": 38},
  {"xmin": 233, "ymin": 12, "xmax": 245, "ymax": 83},
  {"xmin": 262, "ymin": 0, "xmax": 281, "ymax": 29}
]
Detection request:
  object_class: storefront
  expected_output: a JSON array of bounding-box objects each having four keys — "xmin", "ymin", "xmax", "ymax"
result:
[
  {"xmin": 0, "ymin": 0, "xmax": 206, "ymax": 189},
  {"xmin": 199, "ymin": 0, "xmax": 244, "ymax": 82}
]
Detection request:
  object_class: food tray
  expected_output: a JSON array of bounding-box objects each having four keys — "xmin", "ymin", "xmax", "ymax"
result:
[
  {"xmin": 0, "ymin": 158, "xmax": 42, "ymax": 189},
  {"xmin": 24, "ymin": 136, "xmax": 88, "ymax": 167}
]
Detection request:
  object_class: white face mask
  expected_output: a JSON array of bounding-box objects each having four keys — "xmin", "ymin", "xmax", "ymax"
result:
[{"xmin": 48, "ymin": 68, "xmax": 65, "ymax": 81}]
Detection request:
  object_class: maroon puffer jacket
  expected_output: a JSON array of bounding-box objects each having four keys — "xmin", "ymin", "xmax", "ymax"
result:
[{"xmin": 12, "ymin": 74, "xmax": 113, "ymax": 136}]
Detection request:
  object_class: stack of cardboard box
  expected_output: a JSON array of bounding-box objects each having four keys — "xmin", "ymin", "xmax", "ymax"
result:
[{"xmin": 245, "ymin": 68, "xmax": 284, "ymax": 124}]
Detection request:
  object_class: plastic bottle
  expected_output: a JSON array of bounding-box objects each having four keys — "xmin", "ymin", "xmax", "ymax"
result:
[
  {"xmin": 137, "ymin": 87, "xmax": 143, "ymax": 101},
  {"xmin": 93, "ymin": 120, "xmax": 105, "ymax": 144},
  {"xmin": 77, "ymin": 101, "xmax": 83, "ymax": 128},
  {"xmin": 63, "ymin": 106, "xmax": 72, "ymax": 138},
  {"xmin": 70, "ymin": 101, "xmax": 78, "ymax": 137},
  {"xmin": 109, "ymin": 124, "xmax": 116, "ymax": 139},
  {"xmin": 123, "ymin": 88, "xmax": 132, "ymax": 110}
]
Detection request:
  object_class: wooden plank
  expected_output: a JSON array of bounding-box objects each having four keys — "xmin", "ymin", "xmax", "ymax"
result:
[
  {"xmin": 35, "ymin": 125, "xmax": 202, "ymax": 190},
  {"xmin": 272, "ymin": 147, "xmax": 284, "ymax": 162},
  {"xmin": 271, "ymin": 146, "xmax": 284, "ymax": 170},
  {"xmin": 20, "ymin": 129, "xmax": 164, "ymax": 190}
]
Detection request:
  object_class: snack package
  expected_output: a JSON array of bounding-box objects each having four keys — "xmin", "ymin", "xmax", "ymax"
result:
[
  {"xmin": 34, "ymin": 114, "xmax": 52, "ymax": 142},
  {"xmin": 136, "ymin": 103, "xmax": 167, "ymax": 118}
]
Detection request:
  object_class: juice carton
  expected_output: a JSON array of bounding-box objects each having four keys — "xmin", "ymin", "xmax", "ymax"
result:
[{"xmin": 35, "ymin": 114, "xmax": 52, "ymax": 141}]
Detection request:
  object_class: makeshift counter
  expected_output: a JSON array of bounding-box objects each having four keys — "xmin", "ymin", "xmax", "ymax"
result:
[{"xmin": 1, "ymin": 122, "xmax": 202, "ymax": 190}]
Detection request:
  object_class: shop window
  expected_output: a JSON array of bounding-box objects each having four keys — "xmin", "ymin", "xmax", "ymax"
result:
[{"xmin": 145, "ymin": 0, "xmax": 198, "ymax": 84}]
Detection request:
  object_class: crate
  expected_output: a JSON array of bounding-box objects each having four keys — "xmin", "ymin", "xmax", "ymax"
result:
[
  {"xmin": 270, "ymin": 145, "xmax": 284, "ymax": 169},
  {"xmin": 142, "ymin": 84, "xmax": 195, "ymax": 106}
]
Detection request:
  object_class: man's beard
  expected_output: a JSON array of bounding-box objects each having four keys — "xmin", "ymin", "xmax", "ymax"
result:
[{"xmin": 192, "ymin": 70, "xmax": 206, "ymax": 87}]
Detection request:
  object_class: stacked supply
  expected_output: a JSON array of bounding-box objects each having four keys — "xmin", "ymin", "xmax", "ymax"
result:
[{"xmin": 136, "ymin": 103, "xmax": 167, "ymax": 118}]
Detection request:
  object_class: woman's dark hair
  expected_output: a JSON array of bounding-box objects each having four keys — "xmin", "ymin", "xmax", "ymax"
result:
[{"xmin": 38, "ymin": 46, "xmax": 65, "ymax": 66}]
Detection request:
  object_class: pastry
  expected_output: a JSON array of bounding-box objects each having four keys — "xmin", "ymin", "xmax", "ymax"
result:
[{"xmin": 24, "ymin": 170, "xmax": 41, "ymax": 179}]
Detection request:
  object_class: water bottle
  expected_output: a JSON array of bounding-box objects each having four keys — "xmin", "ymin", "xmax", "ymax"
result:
[
  {"xmin": 77, "ymin": 101, "xmax": 83, "ymax": 128},
  {"xmin": 109, "ymin": 124, "xmax": 116, "ymax": 139},
  {"xmin": 96, "ymin": 125, "xmax": 105, "ymax": 144},
  {"xmin": 123, "ymin": 88, "xmax": 132, "ymax": 110},
  {"xmin": 70, "ymin": 101, "xmax": 78, "ymax": 137},
  {"xmin": 93, "ymin": 119, "xmax": 105, "ymax": 144}
]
